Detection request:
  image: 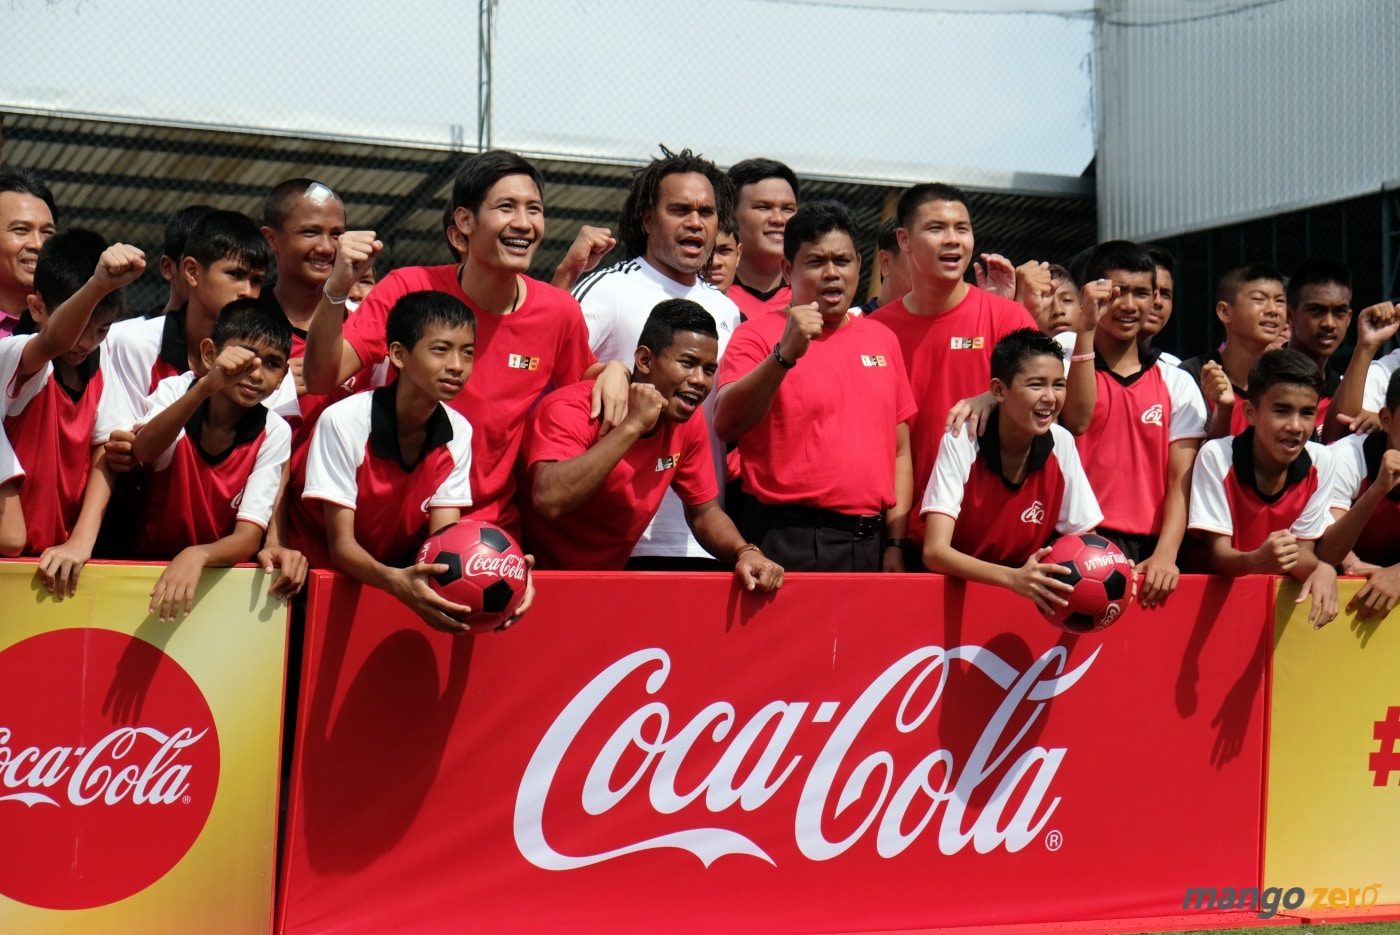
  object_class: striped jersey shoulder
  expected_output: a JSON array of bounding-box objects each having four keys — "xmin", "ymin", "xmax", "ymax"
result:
[{"xmin": 573, "ymin": 259, "xmax": 644, "ymax": 303}]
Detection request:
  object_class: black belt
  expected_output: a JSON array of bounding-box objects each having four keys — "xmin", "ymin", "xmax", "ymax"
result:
[{"xmin": 750, "ymin": 500, "xmax": 883, "ymax": 537}]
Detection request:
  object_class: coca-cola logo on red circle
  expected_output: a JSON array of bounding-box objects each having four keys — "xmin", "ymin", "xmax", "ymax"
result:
[{"xmin": 0, "ymin": 628, "xmax": 220, "ymax": 910}]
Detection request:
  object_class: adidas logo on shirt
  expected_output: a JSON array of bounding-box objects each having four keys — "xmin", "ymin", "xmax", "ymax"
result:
[
  {"xmin": 655, "ymin": 454, "xmax": 679, "ymax": 471},
  {"xmin": 1020, "ymin": 500, "xmax": 1046, "ymax": 525},
  {"xmin": 1141, "ymin": 403, "xmax": 1164, "ymax": 427},
  {"xmin": 949, "ymin": 336, "xmax": 985, "ymax": 350},
  {"xmin": 860, "ymin": 355, "xmax": 888, "ymax": 367},
  {"xmin": 508, "ymin": 354, "xmax": 541, "ymax": 370}
]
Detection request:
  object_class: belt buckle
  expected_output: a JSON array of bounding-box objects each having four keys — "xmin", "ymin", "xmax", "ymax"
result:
[{"xmin": 854, "ymin": 514, "xmax": 881, "ymax": 537}]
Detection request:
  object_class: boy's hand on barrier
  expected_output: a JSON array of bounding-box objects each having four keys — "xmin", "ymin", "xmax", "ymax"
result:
[
  {"xmin": 37, "ymin": 541, "xmax": 92, "ymax": 599},
  {"xmin": 1297, "ymin": 561, "xmax": 1338, "ymax": 629},
  {"xmin": 258, "ymin": 545, "xmax": 308, "ymax": 601},
  {"xmin": 1349, "ymin": 563, "xmax": 1400, "ymax": 620},
  {"xmin": 1134, "ymin": 554, "xmax": 1179, "ymax": 609},
  {"xmin": 389, "ymin": 563, "xmax": 474, "ymax": 634},
  {"xmin": 1011, "ymin": 546, "xmax": 1074, "ymax": 615},
  {"xmin": 149, "ymin": 547, "xmax": 209, "ymax": 623}
]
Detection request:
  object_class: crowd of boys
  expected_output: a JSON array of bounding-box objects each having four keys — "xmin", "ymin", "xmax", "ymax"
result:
[{"xmin": 2, "ymin": 146, "xmax": 1397, "ymax": 632}]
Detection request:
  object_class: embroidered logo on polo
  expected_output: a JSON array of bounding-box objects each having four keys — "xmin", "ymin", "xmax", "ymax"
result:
[
  {"xmin": 1141, "ymin": 404, "xmax": 1164, "ymax": 427},
  {"xmin": 655, "ymin": 454, "xmax": 679, "ymax": 472},
  {"xmin": 508, "ymin": 354, "xmax": 541, "ymax": 371},
  {"xmin": 860, "ymin": 355, "xmax": 888, "ymax": 367},
  {"xmin": 949, "ymin": 337, "xmax": 985, "ymax": 350},
  {"xmin": 1020, "ymin": 500, "xmax": 1046, "ymax": 525}
]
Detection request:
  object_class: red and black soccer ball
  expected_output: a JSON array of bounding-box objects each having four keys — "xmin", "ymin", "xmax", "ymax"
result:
[
  {"xmin": 1041, "ymin": 533, "xmax": 1134, "ymax": 633},
  {"xmin": 416, "ymin": 518, "xmax": 529, "ymax": 633}
]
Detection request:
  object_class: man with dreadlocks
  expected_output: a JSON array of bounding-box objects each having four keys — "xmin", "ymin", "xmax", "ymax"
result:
[{"xmin": 572, "ymin": 146, "xmax": 742, "ymax": 569}]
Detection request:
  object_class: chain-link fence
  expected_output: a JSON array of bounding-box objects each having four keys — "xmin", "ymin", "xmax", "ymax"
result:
[{"xmin": 2, "ymin": 0, "xmax": 1104, "ymax": 309}]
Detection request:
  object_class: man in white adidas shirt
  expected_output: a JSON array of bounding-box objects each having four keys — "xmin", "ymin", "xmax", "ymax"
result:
[{"xmin": 573, "ymin": 147, "xmax": 742, "ymax": 568}]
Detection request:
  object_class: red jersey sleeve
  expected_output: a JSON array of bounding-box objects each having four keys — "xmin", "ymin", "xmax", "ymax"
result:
[
  {"xmin": 524, "ymin": 384, "xmax": 599, "ymax": 468},
  {"xmin": 343, "ymin": 272, "xmax": 410, "ymax": 372}
]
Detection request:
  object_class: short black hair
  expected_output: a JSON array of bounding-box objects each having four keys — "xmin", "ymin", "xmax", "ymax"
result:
[
  {"xmin": 1216, "ymin": 263, "xmax": 1284, "ymax": 305},
  {"xmin": 1081, "ymin": 240, "xmax": 1156, "ymax": 284},
  {"xmin": 33, "ymin": 228, "xmax": 106, "ymax": 307},
  {"xmin": 1145, "ymin": 245, "xmax": 1175, "ymax": 276},
  {"xmin": 638, "ymin": 298, "xmax": 717, "ymax": 354},
  {"xmin": 17, "ymin": 228, "xmax": 127, "ymax": 334},
  {"xmin": 1246, "ymin": 348, "xmax": 1324, "ymax": 405},
  {"xmin": 876, "ymin": 216, "xmax": 900, "ymax": 255},
  {"xmin": 783, "ymin": 200, "xmax": 858, "ymax": 263},
  {"xmin": 620, "ymin": 147, "xmax": 734, "ymax": 261},
  {"xmin": 1286, "ymin": 257, "xmax": 1352, "ymax": 309},
  {"xmin": 212, "ymin": 298, "xmax": 293, "ymax": 358},
  {"xmin": 0, "ymin": 167, "xmax": 58, "ymax": 226},
  {"xmin": 727, "ymin": 158, "xmax": 800, "ymax": 201},
  {"xmin": 163, "ymin": 204, "xmax": 215, "ymax": 261},
  {"xmin": 263, "ymin": 178, "xmax": 343, "ymax": 230},
  {"xmin": 991, "ymin": 327, "xmax": 1065, "ymax": 384},
  {"xmin": 896, "ymin": 182, "xmax": 970, "ymax": 229},
  {"xmin": 183, "ymin": 210, "xmax": 272, "ymax": 272},
  {"xmin": 386, "ymin": 290, "xmax": 476, "ymax": 352},
  {"xmin": 717, "ymin": 207, "xmax": 740, "ymax": 241},
  {"xmin": 451, "ymin": 150, "xmax": 544, "ymax": 215},
  {"xmin": 1047, "ymin": 263, "xmax": 1076, "ymax": 291}
]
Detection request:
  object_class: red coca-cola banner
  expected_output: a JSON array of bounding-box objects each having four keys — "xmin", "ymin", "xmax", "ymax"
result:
[{"xmin": 279, "ymin": 574, "xmax": 1272, "ymax": 934}]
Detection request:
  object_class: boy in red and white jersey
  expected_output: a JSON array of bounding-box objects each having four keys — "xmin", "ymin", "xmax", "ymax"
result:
[
  {"xmin": 1062, "ymin": 241, "xmax": 1207, "ymax": 608},
  {"xmin": 1179, "ymin": 264, "xmax": 1287, "ymax": 439},
  {"xmin": 105, "ymin": 210, "xmax": 273, "ymax": 415},
  {"xmin": 0, "ymin": 425, "xmax": 25, "ymax": 556},
  {"xmin": 1319, "ymin": 368, "xmax": 1400, "ymax": 620},
  {"xmin": 875, "ymin": 183, "xmax": 1039, "ymax": 561},
  {"xmin": 128, "ymin": 300, "xmax": 302, "ymax": 620},
  {"xmin": 300, "ymin": 151, "xmax": 628, "ymax": 540},
  {"xmin": 922, "ymin": 329, "xmax": 1101, "ymax": 614},
  {"xmin": 1189, "ymin": 349, "xmax": 1338, "ymax": 627},
  {"xmin": 289, "ymin": 291, "xmax": 532, "ymax": 633},
  {"xmin": 0, "ymin": 231, "xmax": 143, "ymax": 576}
]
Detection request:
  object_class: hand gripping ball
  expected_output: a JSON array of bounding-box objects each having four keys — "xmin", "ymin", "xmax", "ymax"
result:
[
  {"xmin": 1041, "ymin": 533, "xmax": 1134, "ymax": 633},
  {"xmin": 416, "ymin": 518, "xmax": 528, "ymax": 633}
]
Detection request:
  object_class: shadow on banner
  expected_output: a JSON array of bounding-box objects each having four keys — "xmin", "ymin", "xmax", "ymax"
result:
[{"xmin": 279, "ymin": 572, "xmax": 1272, "ymax": 935}]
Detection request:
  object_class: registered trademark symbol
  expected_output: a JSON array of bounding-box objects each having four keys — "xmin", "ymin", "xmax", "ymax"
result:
[
  {"xmin": 182, "ymin": 795, "xmax": 191, "ymax": 805},
  {"xmin": 1044, "ymin": 829, "xmax": 1063, "ymax": 851}
]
